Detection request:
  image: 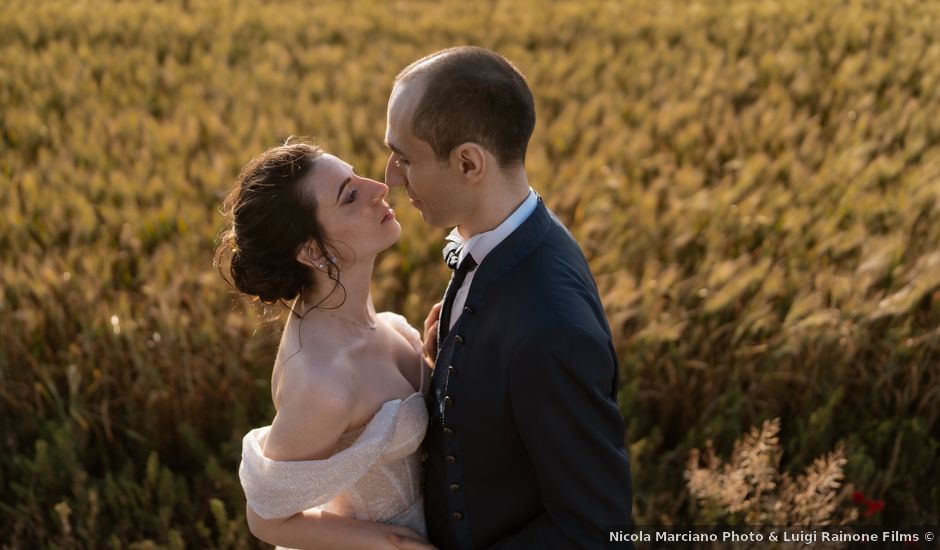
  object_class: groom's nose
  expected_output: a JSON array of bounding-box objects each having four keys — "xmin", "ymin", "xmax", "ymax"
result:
[{"xmin": 385, "ymin": 155, "xmax": 405, "ymax": 188}]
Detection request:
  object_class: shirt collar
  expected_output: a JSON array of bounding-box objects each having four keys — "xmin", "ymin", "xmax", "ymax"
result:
[{"xmin": 445, "ymin": 188, "xmax": 538, "ymax": 268}]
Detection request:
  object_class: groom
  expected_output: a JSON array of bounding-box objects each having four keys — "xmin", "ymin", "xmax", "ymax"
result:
[{"xmin": 384, "ymin": 46, "xmax": 633, "ymax": 549}]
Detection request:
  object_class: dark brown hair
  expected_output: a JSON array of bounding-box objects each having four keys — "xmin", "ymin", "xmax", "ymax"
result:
[
  {"xmin": 395, "ymin": 46, "xmax": 536, "ymax": 167},
  {"xmin": 214, "ymin": 140, "xmax": 335, "ymax": 308}
]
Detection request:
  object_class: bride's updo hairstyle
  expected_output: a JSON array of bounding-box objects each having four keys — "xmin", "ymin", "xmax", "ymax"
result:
[{"xmin": 215, "ymin": 139, "xmax": 335, "ymax": 306}]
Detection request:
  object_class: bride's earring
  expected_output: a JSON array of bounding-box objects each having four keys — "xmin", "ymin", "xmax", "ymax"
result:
[{"xmin": 317, "ymin": 256, "xmax": 336, "ymax": 271}]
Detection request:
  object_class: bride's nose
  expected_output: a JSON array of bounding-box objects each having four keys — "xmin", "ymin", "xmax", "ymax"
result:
[{"xmin": 369, "ymin": 179, "xmax": 389, "ymax": 203}]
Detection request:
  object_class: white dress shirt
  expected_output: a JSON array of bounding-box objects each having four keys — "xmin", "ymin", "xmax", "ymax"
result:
[{"xmin": 444, "ymin": 188, "xmax": 539, "ymax": 330}]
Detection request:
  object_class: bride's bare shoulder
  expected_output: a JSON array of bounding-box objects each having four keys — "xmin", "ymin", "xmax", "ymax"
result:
[
  {"xmin": 265, "ymin": 352, "xmax": 356, "ymax": 461},
  {"xmin": 377, "ymin": 311, "xmax": 421, "ymax": 349},
  {"xmin": 274, "ymin": 345, "xmax": 355, "ymax": 409}
]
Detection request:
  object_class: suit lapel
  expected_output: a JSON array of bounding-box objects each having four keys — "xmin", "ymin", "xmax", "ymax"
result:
[
  {"xmin": 433, "ymin": 199, "xmax": 555, "ymax": 365},
  {"xmin": 465, "ymin": 198, "xmax": 554, "ymax": 295}
]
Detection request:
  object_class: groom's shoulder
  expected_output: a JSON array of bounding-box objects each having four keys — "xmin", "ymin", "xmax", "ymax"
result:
[
  {"xmin": 498, "ymin": 205, "xmax": 607, "ymax": 312},
  {"xmin": 527, "ymin": 204, "xmax": 587, "ymax": 260},
  {"xmin": 518, "ymin": 207, "xmax": 592, "ymax": 281}
]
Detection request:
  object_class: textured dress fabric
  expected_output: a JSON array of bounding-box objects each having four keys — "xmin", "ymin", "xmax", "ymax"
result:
[{"xmin": 239, "ymin": 312, "xmax": 430, "ymax": 547}]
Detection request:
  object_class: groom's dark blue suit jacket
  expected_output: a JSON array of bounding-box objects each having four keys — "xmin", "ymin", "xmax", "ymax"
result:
[{"xmin": 424, "ymin": 199, "xmax": 633, "ymax": 549}]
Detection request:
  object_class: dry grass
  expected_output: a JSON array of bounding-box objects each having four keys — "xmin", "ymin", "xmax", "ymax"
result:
[{"xmin": 686, "ymin": 418, "xmax": 859, "ymax": 526}]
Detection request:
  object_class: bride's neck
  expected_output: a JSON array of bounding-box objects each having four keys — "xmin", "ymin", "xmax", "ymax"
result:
[{"xmin": 299, "ymin": 257, "xmax": 376, "ymax": 325}]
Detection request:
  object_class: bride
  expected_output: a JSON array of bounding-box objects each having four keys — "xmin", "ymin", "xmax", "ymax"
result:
[{"xmin": 215, "ymin": 139, "xmax": 433, "ymax": 549}]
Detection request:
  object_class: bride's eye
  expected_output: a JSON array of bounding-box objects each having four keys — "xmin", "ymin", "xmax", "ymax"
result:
[{"xmin": 344, "ymin": 189, "xmax": 358, "ymax": 204}]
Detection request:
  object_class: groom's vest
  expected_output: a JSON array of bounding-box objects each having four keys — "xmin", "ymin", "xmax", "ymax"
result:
[{"xmin": 423, "ymin": 199, "xmax": 633, "ymax": 549}]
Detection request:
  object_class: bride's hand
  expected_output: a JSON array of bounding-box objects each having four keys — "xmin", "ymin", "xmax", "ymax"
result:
[
  {"xmin": 389, "ymin": 532, "xmax": 437, "ymax": 550},
  {"xmin": 423, "ymin": 301, "xmax": 442, "ymax": 361}
]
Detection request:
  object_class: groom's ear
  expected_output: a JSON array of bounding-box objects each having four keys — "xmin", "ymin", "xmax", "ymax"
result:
[{"xmin": 454, "ymin": 143, "xmax": 485, "ymax": 182}]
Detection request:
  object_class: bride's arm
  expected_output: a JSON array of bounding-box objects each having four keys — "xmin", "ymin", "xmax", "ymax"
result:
[
  {"xmin": 247, "ymin": 504, "xmax": 424, "ymax": 550},
  {"xmin": 246, "ymin": 361, "xmax": 425, "ymax": 549}
]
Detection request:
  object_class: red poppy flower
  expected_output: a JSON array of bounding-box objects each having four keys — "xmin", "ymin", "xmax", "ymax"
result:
[
  {"xmin": 863, "ymin": 499, "xmax": 885, "ymax": 518},
  {"xmin": 852, "ymin": 491, "xmax": 885, "ymax": 517}
]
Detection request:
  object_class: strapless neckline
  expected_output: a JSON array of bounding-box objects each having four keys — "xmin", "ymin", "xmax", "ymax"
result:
[{"xmin": 338, "ymin": 391, "xmax": 424, "ymax": 442}]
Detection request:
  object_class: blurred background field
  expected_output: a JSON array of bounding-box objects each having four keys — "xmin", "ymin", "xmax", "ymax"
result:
[{"xmin": 2, "ymin": 0, "xmax": 939, "ymax": 546}]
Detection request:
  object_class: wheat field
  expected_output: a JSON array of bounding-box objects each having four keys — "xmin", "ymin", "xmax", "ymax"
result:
[{"xmin": 1, "ymin": 0, "xmax": 939, "ymax": 545}]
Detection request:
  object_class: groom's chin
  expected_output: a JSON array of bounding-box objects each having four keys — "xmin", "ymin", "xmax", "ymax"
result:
[{"xmin": 416, "ymin": 211, "xmax": 450, "ymax": 229}]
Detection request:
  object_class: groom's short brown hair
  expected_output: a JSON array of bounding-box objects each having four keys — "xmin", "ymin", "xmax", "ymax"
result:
[{"xmin": 394, "ymin": 46, "xmax": 536, "ymax": 168}]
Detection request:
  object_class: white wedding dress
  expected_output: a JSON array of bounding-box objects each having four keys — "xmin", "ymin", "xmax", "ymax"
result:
[{"xmin": 239, "ymin": 312, "xmax": 429, "ymax": 549}]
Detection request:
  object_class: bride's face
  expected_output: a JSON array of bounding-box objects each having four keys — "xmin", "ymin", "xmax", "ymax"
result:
[{"xmin": 305, "ymin": 154, "xmax": 401, "ymax": 262}]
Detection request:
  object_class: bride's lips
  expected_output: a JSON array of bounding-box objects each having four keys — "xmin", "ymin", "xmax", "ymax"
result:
[{"xmin": 381, "ymin": 208, "xmax": 395, "ymax": 223}]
